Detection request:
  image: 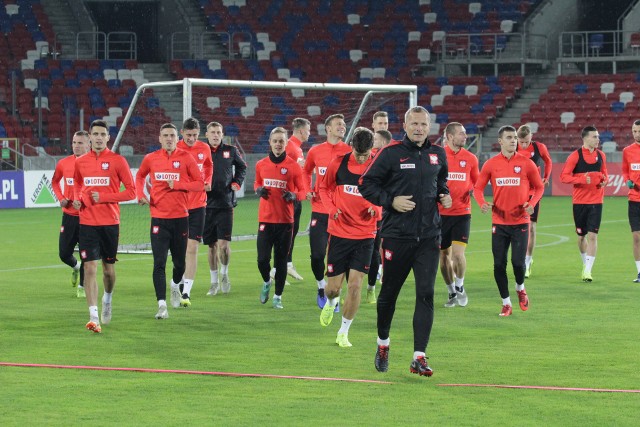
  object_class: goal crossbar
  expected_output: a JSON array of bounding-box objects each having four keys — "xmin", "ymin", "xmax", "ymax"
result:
[{"xmin": 113, "ymin": 78, "xmax": 418, "ymax": 152}]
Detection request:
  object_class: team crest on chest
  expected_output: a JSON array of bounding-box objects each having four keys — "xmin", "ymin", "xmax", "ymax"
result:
[
  {"xmin": 223, "ymin": 151, "xmax": 230, "ymax": 158},
  {"xmin": 514, "ymin": 166, "xmax": 521, "ymax": 173},
  {"xmin": 197, "ymin": 153, "xmax": 204, "ymax": 160},
  {"xmin": 173, "ymin": 161, "xmax": 181, "ymax": 169},
  {"xmin": 101, "ymin": 162, "xmax": 110, "ymax": 170},
  {"xmin": 429, "ymin": 154, "xmax": 438, "ymax": 165},
  {"xmin": 459, "ymin": 160, "xmax": 467, "ymax": 168},
  {"xmin": 280, "ymin": 167, "xmax": 288, "ymax": 175}
]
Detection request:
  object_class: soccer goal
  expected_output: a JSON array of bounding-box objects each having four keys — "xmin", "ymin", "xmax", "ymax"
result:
[{"xmin": 112, "ymin": 78, "xmax": 417, "ymax": 253}]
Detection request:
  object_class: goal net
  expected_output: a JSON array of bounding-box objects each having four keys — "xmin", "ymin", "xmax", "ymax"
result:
[{"xmin": 112, "ymin": 78, "xmax": 417, "ymax": 253}]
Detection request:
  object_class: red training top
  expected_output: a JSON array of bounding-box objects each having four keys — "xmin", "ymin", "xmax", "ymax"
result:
[
  {"xmin": 303, "ymin": 141, "xmax": 352, "ymax": 214},
  {"xmin": 439, "ymin": 145, "xmax": 479, "ymax": 216},
  {"xmin": 517, "ymin": 140, "xmax": 552, "ymax": 181},
  {"xmin": 136, "ymin": 148, "xmax": 204, "ymax": 219},
  {"xmin": 560, "ymin": 147, "xmax": 608, "ymax": 204},
  {"xmin": 254, "ymin": 154, "xmax": 307, "ymax": 223},
  {"xmin": 52, "ymin": 154, "xmax": 79, "ymax": 216},
  {"xmin": 177, "ymin": 140, "xmax": 213, "ymax": 210},
  {"xmin": 474, "ymin": 152, "xmax": 544, "ymax": 225},
  {"xmin": 286, "ymin": 135, "xmax": 304, "ymax": 165},
  {"xmin": 320, "ymin": 152, "xmax": 379, "ymax": 239},
  {"xmin": 73, "ymin": 148, "xmax": 136, "ymax": 226},
  {"xmin": 622, "ymin": 142, "xmax": 640, "ymax": 202}
]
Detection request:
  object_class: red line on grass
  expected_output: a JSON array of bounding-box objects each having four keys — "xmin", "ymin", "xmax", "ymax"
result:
[
  {"xmin": 0, "ymin": 362, "xmax": 391, "ymax": 384},
  {"xmin": 438, "ymin": 383, "xmax": 640, "ymax": 393}
]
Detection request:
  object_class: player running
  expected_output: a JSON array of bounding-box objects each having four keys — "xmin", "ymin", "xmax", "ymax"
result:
[
  {"xmin": 255, "ymin": 127, "xmax": 308, "ymax": 309},
  {"xmin": 560, "ymin": 126, "xmax": 608, "ymax": 282},
  {"xmin": 73, "ymin": 119, "xmax": 136, "ymax": 333},
  {"xmin": 516, "ymin": 124, "xmax": 552, "ymax": 278},
  {"xmin": 303, "ymin": 114, "xmax": 351, "ymax": 308},
  {"xmin": 203, "ymin": 121, "xmax": 247, "ymax": 296},
  {"xmin": 474, "ymin": 126, "xmax": 544, "ymax": 317},
  {"xmin": 622, "ymin": 119, "xmax": 640, "ymax": 282},
  {"xmin": 318, "ymin": 127, "xmax": 378, "ymax": 347},
  {"xmin": 52, "ymin": 130, "xmax": 90, "ymax": 297},
  {"xmin": 176, "ymin": 117, "xmax": 213, "ymax": 304},
  {"xmin": 136, "ymin": 123, "xmax": 204, "ymax": 319},
  {"xmin": 439, "ymin": 122, "xmax": 479, "ymax": 308}
]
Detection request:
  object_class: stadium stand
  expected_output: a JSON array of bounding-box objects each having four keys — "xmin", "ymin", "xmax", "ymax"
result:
[{"xmin": 521, "ymin": 73, "xmax": 640, "ymax": 150}]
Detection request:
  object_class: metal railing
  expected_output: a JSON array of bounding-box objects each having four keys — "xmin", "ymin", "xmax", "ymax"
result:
[
  {"xmin": 170, "ymin": 31, "xmax": 231, "ymax": 60},
  {"xmin": 438, "ymin": 32, "xmax": 548, "ymax": 76},
  {"xmin": 170, "ymin": 31, "xmax": 252, "ymax": 60},
  {"xmin": 53, "ymin": 31, "xmax": 136, "ymax": 59},
  {"xmin": 441, "ymin": 32, "xmax": 548, "ymax": 62},
  {"xmin": 107, "ymin": 32, "xmax": 137, "ymax": 59},
  {"xmin": 559, "ymin": 29, "xmax": 640, "ymax": 58},
  {"xmin": 558, "ymin": 29, "xmax": 640, "ymax": 74}
]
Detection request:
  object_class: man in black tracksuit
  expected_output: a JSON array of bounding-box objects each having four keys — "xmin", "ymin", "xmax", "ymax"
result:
[
  {"xmin": 203, "ymin": 122, "xmax": 247, "ymax": 296},
  {"xmin": 359, "ymin": 106, "xmax": 451, "ymax": 377}
]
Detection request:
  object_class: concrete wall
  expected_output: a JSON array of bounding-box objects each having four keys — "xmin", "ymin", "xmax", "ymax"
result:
[{"xmin": 526, "ymin": 0, "xmax": 582, "ymax": 59}]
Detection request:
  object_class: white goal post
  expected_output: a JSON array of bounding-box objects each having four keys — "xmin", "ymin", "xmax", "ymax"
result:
[{"xmin": 112, "ymin": 78, "xmax": 417, "ymax": 253}]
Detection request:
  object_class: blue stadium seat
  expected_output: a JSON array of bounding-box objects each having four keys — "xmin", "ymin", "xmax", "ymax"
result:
[
  {"xmin": 480, "ymin": 94, "xmax": 494, "ymax": 105},
  {"xmin": 610, "ymin": 102, "xmax": 625, "ymax": 113},
  {"xmin": 600, "ymin": 130, "xmax": 614, "ymax": 142},
  {"xmin": 436, "ymin": 113, "xmax": 449, "ymax": 124},
  {"xmin": 130, "ymin": 116, "xmax": 144, "ymax": 127},
  {"xmin": 226, "ymin": 107, "xmax": 241, "ymax": 117},
  {"xmin": 574, "ymin": 83, "xmax": 588, "ymax": 94},
  {"xmin": 225, "ymin": 124, "xmax": 239, "ymax": 137},
  {"xmin": 471, "ymin": 104, "xmax": 485, "ymax": 114}
]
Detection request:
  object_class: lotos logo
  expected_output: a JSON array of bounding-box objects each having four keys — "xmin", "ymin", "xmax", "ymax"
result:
[
  {"xmin": 318, "ymin": 167, "xmax": 327, "ymax": 176},
  {"xmin": 263, "ymin": 178, "xmax": 286, "ymax": 189},
  {"xmin": 101, "ymin": 162, "xmax": 109, "ymax": 170},
  {"xmin": 429, "ymin": 154, "xmax": 438, "ymax": 165},
  {"xmin": 631, "ymin": 163, "xmax": 640, "ymax": 171},
  {"xmin": 65, "ymin": 178, "xmax": 74, "ymax": 186},
  {"xmin": 154, "ymin": 173, "xmax": 180, "ymax": 181},
  {"xmin": 496, "ymin": 177, "xmax": 520, "ymax": 186},
  {"xmin": 448, "ymin": 172, "xmax": 466, "ymax": 181},
  {"xmin": 84, "ymin": 177, "xmax": 110, "ymax": 186},
  {"xmin": 343, "ymin": 185, "xmax": 362, "ymax": 196}
]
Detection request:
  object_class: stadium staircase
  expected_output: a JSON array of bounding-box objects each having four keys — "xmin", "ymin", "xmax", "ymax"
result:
[
  {"xmin": 40, "ymin": 0, "xmax": 86, "ymax": 59},
  {"xmin": 482, "ymin": 67, "xmax": 558, "ymax": 150},
  {"xmin": 139, "ymin": 63, "xmax": 185, "ymax": 125}
]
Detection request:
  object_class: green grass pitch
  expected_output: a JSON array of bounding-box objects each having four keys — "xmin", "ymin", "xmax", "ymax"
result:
[{"xmin": 1, "ymin": 196, "xmax": 640, "ymax": 425}]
